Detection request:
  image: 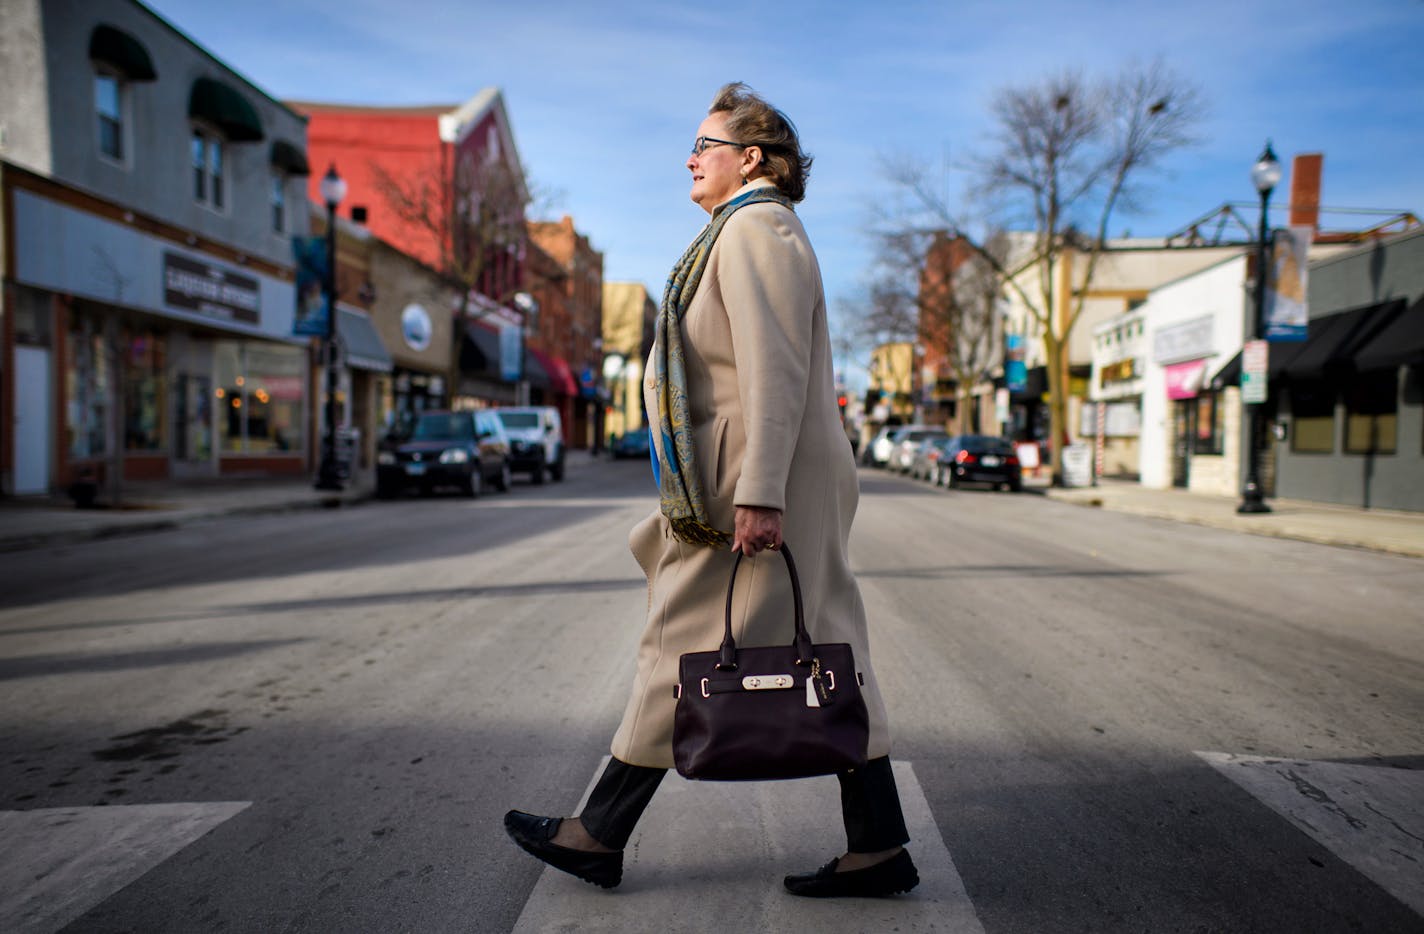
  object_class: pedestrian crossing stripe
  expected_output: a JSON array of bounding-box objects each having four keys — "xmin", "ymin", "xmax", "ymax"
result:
[
  {"xmin": 1196, "ymin": 752, "xmax": 1424, "ymax": 917},
  {"xmin": 0, "ymin": 801, "xmax": 251, "ymax": 934},
  {"xmin": 512, "ymin": 759, "xmax": 985, "ymax": 932}
]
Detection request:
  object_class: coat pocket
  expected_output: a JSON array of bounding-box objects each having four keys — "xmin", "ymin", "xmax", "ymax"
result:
[{"xmin": 712, "ymin": 416, "xmax": 730, "ymax": 493}]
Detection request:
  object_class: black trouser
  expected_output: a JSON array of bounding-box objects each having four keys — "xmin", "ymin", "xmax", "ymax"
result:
[{"xmin": 578, "ymin": 755, "xmax": 910, "ymax": 852}]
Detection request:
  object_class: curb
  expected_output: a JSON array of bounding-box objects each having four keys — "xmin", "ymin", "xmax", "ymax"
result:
[
  {"xmin": 1043, "ymin": 489, "xmax": 1424, "ymax": 560},
  {"xmin": 0, "ymin": 489, "xmax": 372, "ymax": 554}
]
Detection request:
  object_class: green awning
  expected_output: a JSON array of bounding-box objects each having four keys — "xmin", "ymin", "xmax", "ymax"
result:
[
  {"xmin": 188, "ymin": 77, "xmax": 264, "ymax": 142},
  {"xmin": 89, "ymin": 25, "xmax": 157, "ymax": 81},
  {"xmin": 270, "ymin": 140, "xmax": 310, "ymax": 176}
]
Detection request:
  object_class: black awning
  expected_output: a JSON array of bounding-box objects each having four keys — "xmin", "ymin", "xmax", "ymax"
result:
[
  {"xmin": 1280, "ymin": 299, "xmax": 1407, "ymax": 380},
  {"xmin": 89, "ymin": 25, "xmax": 157, "ymax": 81},
  {"xmin": 189, "ymin": 77, "xmax": 264, "ymax": 142},
  {"xmin": 1354, "ymin": 296, "xmax": 1424, "ymax": 371},
  {"xmin": 270, "ymin": 140, "xmax": 310, "ymax": 176},
  {"xmin": 1209, "ymin": 351, "xmax": 1241, "ymax": 391},
  {"xmin": 461, "ymin": 322, "xmax": 501, "ymax": 377}
]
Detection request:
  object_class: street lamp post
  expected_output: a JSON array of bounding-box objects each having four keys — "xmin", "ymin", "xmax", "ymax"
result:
[
  {"xmin": 1238, "ymin": 141, "xmax": 1281, "ymax": 514},
  {"xmin": 513, "ymin": 291, "xmax": 539, "ymax": 406},
  {"xmin": 314, "ymin": 164, "xmax": 347, "ymax": 491}
]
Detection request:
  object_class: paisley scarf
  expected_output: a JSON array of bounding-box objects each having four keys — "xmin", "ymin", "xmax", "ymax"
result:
[{"xmin": 652, "ymin": 184, "xmax": 794, "ymax": 546}]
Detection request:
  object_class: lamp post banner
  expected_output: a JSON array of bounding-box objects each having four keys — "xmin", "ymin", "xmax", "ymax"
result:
[
  {"xmin": 292, "ymin": 236, "xmax": 330, "ymax": 337},
  {"xmin": 1005, "ymin": 334, "xmax": 1026, "ymax": 392},
  {"xmin": 500, "ymin": 323, "xmax": 522, "ymax": 382},
  {"xmin": 1264, "ymin": 225, "xmax": 1311, "ymax": 342}
]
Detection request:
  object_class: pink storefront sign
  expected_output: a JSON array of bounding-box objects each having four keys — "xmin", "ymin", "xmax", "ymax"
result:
[{"xmin": 1165, "ymin": 359, "xmax": 1207, "ymax": 400}]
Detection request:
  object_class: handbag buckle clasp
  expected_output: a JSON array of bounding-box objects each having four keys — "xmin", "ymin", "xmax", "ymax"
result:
[{"xmin": 742, "ymin": 674, "xmax": 794, "ymax": 691}]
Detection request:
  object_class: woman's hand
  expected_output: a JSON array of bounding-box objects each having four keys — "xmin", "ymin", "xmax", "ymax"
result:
[{"xmin": 731, "ymin": 505, "xmax": 783, "ymax": 557}]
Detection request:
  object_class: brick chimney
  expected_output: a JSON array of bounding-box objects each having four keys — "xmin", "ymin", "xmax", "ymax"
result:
[{"xmin": 1288, "ymin": 153, "xmax": 1323, "ymax": 234}]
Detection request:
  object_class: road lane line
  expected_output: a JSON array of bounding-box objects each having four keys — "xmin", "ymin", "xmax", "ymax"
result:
[
  {"xmin": 1197, "ymin": 752, "xmax": 1424, "ymax": 916},
  {"xmin": 0, "ymin": 801, "xmax": 251, "ymax": 933},
  {"xmin": 513, "ymin": 759, "xmax": 983, "ymax": 932}
]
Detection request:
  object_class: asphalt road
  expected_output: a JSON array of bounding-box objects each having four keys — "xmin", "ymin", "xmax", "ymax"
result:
[{"xmin": 1, "ymin": 460, "xmax": 1420, "ymax": 933}]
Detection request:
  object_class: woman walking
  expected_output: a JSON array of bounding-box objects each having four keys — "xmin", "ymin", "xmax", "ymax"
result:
[{"xmin": 504, "ymin": 82, "xmax": 917, "ymax": 899}]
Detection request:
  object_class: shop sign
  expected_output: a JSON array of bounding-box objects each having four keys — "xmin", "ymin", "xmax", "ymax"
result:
[
  {"xmin": 164, "ymin": 252, "xmax": 260, "ymax": 324},
  {"xmin": 401, "ymin": 303, "xmax": 433, "ymax": 351},
  {"xmin": 1154, "ymin": 315, "xmax": 1214, "ymax": 364},
  {"xmin": 1100, "ymin": 358, "xmax": 1139, "ymax": 383}
]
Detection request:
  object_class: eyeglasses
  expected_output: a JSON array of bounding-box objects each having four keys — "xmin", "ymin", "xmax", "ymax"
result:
[{"xmin": 691, "ymin": 136, "xmax": 747, "ymax": 156}]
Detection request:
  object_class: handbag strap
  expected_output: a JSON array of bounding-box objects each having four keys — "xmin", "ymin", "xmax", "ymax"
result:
[{"xmin": 717, "ymin": 544, "xmax": 813, "ymax": 671}]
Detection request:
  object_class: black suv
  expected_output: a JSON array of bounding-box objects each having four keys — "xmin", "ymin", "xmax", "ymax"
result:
[{"xmin": 376, "ymin": 410, "xmax": 512, "ymax": 498}]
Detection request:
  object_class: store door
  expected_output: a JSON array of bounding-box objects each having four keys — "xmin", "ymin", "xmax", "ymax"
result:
[
  {"xmin": 1171, "ymin": 399, "xmax": 1194, "ymax": 489},
  {"xmin": 173, "ymin": 373, "xmax": 214, "ymax": 477},
  {"xmin": 14, "ymin": 346, "xmax": 52, "ymax": 494}
]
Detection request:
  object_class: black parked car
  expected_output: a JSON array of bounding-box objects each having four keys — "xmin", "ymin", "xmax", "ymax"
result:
[
  {"xmin": 611, "ymin": 427, "xmax": 652, "ymax": 460},
  {"xmin": 935, "ymin": 435, "xmax": 1022, "ymax": 491},
  {"xmin": 376, "ymin": 410, "xmax": 512, "ymax": 498}
]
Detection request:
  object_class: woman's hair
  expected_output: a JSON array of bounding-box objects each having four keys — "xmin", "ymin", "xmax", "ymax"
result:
[{"xmin": 710, "ymin": 82, "xmax": 813, "ymax": 203}]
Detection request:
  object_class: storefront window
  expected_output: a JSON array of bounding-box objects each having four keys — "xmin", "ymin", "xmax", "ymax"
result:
[
  {"xmin": 65, "ymin": 314, "xmax": 109, "ymax": 459},
  {"xmin": 1290, "ymin": 381, "xmax": 1335, "ymax": 453},
  {"xmin": 123, "ymin": 329, "xmax": 166, "ymax": 452},
  {"xmin": 1343, "ymin": 370, "xmax": 1397, "ymax": 455},
  {"xmin": 215, "ymin": 341, "xmax": 306, "ymax": 454},
  {"xmin": 1192, "ymin": 392, "xmax": 1223, "ymax": 455}
]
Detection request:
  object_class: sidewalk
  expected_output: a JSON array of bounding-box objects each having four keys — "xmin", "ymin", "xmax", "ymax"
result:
[
  {"xmin": 1045, "ymin": 479, "xmax": 1424, "ymax": 559},
  {"xmin": 0, "ymin": 475, "xmax": 373, "ymax": 553}
]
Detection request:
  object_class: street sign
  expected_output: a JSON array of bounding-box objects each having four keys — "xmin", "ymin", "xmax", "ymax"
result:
[{"xmin": 1241, "ymin": 339, "xmax": 1268, "ymax": 404}]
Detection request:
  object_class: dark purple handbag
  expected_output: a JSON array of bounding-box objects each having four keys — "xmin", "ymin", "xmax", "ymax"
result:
[{"xmin": 672, "ymin": 544, "xmax": 870, "ymax": 781}]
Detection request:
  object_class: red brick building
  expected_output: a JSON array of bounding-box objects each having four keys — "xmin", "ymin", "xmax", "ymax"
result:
[
  {"xmin": 527, "ymin": 217, "xmax": 604, "ymax": 448},
  {"xmin": 289, "ymin": 91, "xmax": 532, "ymax": 409}
]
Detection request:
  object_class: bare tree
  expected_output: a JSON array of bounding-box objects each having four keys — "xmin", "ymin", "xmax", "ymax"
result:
[
  {"xmin": 882, "ymin": 60, "xmax": 1202, "ymax": 480},
  {"xmin": 917, "ymin": 231, "xmax": 1008, "ymax": 434},
  {"xmin": 371, "ymin": 150, "xmax": 551, "ymax": 398},
  {"xmin": 846, "ymin": 225, "xmax": 1006, "ymax": 434}
]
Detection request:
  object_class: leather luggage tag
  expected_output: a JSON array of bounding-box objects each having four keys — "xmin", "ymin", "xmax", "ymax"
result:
[{"xmin": 807, "ymin": 671, "xmax": 835, "ymax": 708}]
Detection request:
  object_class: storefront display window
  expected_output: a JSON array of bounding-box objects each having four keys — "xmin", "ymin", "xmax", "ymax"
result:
[
  {"xmin": 123, "ymin": 329, "xmax": 166, "ymax": 452},
  {"xmin": 1192, "ymin": 392, "xmax": 1223, "ymax": 456},
  {"xmin": 1290, "ymin": 381, "xmax": 1336, "ymax": 453},
  {"xmin": 1343, "ymin": 370, "xmax": 1397, "ymax": 455},
  {"xmin": 216, "ymin": 341, "xmax": 306, "ymax": 454},
  {"xmin": 65, "ymin": 315, "xmax": 110, "ymax": 460}
]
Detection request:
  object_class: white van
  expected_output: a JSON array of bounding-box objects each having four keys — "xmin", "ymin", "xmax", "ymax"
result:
[{"xmin": 494, "ymin": 407, "xmax": 565, "ymax": 483}]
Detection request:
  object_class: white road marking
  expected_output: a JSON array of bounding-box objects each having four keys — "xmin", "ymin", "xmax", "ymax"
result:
[
  {"xmin": 512, "ymin": 759, "xmax": 984, "ymax": 932},
  {"xmin": 1196, "ymin": 752, "xmax": 1424, "ymax": 916},
  {"xmin": 0, "ymin": 801, "xmax": 251, "ymax": 934}
]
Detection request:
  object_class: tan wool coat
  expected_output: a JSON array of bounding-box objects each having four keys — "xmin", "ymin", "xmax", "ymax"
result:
[{"xmin": 610, "ymin": 180, "xmax": 891, "ymax": 769}]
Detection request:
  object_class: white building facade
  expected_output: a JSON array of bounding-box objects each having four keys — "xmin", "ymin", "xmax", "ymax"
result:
[{"xmin": 1, "ymin": 0, "xmax": 316, "ymax": 495}]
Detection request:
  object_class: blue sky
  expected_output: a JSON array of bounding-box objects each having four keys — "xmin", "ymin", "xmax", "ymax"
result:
[{"xmin": 147, "ymin": 0, "xmax": 1424, "ymax": 333}]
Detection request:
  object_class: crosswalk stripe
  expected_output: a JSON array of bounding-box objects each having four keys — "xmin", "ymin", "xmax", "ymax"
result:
[
  {"xmin": 1196, "ymin": 752, "xmax": 1424, "ymax": 916},
  {"xmin": 0, "ymin": 801, "xmax": 251, "ymax": 934},
  {"xmin": 512, "ymin": 759, "xmax": 984, "ymax": 932}
]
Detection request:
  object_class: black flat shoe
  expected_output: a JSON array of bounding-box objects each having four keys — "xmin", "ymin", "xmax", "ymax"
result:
[
  {"xmin": 503, "ymin": 810, "xmax": 622, "ymax": 889},
  {"xmin": 783, "ymin": 849, "xmax": 919, "ymax": 898}
]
